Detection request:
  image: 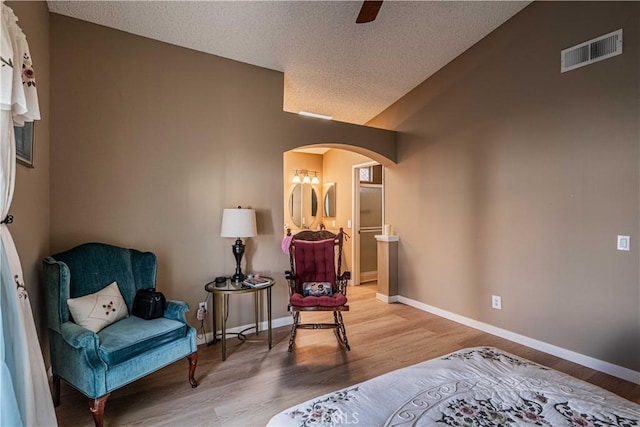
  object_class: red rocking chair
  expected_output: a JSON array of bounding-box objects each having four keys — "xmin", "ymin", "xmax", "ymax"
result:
[{"xmin": 285, "ymin": 228, "xmax": 351, "ymax": 351}]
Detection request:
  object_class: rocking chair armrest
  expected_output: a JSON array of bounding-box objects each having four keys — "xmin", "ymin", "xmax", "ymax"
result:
[
  {"xmin": 285, "ymin": 271, "xmax": 296, "ymax": 296},
  {"xmin": 337, "ymin": 271, "xmax": 350, "ymax": 294}
]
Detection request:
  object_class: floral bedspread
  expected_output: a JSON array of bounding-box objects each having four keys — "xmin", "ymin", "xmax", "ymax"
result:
[{"xmin": 267, "ymin": 347, "xmax": 640, "ymax": 427}]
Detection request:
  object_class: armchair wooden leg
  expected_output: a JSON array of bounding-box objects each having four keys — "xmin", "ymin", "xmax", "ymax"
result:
[
  {"xmin": 89, "ymin": 393, "xmax": 110, "ymax": 427},
  {"xmin": 187, "ymin": 352, "xmax": 198, "ymax": 388},
  {"xmin": 52, "ymin": 374, "xmax": 60, "ymax": 407}
]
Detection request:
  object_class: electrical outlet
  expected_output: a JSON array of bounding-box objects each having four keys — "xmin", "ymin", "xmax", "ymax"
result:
[
  {"xmin": 491, "ymin": 295, "xmax": 502, "ymax": 310},
  {"xmin": 197, "ymin": 302, "xmax": 207, "ymax": 320}
]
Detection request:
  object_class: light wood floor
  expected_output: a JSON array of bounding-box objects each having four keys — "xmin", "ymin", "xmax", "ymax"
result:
[{"xmin": 54, "ymin": 284, "xmax": 639, "ymax": 426}]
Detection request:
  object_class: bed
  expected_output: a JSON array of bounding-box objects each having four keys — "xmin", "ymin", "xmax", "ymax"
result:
[{"xmin": 267, "ymin": 347, "xmax": 639, "ymax": 426}]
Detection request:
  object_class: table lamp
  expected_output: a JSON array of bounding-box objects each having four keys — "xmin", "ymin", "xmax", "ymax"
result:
[{"xmin": 220, "ymin": 207, "xmax": 257, "ymax": 281}]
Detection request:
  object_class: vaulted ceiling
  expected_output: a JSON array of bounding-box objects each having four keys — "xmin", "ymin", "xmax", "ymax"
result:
[{"xmin": 47, "ymin": 1, "xmax": 530, "ymax": 125}]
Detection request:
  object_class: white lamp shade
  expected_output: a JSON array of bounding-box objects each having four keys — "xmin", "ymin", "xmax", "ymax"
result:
[{"xmin": 220, "ymin": 208, "xmax": 257, "ymax": 238}]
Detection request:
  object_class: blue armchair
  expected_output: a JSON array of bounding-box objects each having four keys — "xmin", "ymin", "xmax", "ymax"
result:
[{"xmin": 42, "ymin": 243, "xmax": 198, "ymax": 427}]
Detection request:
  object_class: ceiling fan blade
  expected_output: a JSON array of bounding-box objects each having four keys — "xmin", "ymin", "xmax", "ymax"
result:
[{"xmin": 356, "ymin": 1, "xmax": 383, "ymax": 24}]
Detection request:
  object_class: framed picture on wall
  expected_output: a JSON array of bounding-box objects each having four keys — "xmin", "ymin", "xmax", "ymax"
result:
[{"xmin": 15, "ymin": 121, "xmax": 35, "ymax": 168}]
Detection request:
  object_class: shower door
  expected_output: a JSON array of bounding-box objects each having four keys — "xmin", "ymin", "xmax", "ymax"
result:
[{"xmin": 359, "ymin": 184, "xmax": 382, "ymax": 282}]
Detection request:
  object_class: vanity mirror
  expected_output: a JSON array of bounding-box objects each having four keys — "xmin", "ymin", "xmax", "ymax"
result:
[
  {"xmin": 289, "ymin": 183, "xmax": 318, "ymax": 228},
  {"xmin": 323, "ymin": 182, "xmax": 336, "ymax": 217}
]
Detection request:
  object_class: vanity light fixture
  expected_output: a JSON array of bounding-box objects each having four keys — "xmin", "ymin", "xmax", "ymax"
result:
[
  {"xmin": 292, "ymin": 169, "xmax": 320, "ymax": 184},
  {"xmin": 299, "ymin": 111, "xmax": 333, "ymax": 120}
]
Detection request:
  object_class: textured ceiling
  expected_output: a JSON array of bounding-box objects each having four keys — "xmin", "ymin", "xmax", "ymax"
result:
[{"xmin": 47, "ymin": 1, "xmax": 530, "ymax": 125}]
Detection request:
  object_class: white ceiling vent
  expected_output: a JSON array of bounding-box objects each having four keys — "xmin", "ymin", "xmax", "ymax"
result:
[{"xmin": 561, "ymin": 29, "xmax": 622, "ymax": 73}]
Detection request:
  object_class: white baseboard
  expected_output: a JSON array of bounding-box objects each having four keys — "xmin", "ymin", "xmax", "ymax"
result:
[
  {"xmin": 376, "ymin": 293, "xmax": 399, "ymax": 303},
  {"xmin": 196, "ymin": 316, "xmax": 293, "ymax": 346},
  {"xmin": 397, "ymin": 296, "xmax": 640, "ymax": 385}
]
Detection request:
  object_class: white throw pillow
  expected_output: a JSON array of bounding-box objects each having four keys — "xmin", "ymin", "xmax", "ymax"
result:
[{"xmin": 67, "ymin": 282, "xmax": 128, "ymax": 333}]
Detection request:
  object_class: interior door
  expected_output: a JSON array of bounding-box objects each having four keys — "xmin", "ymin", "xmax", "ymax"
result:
[
  {"xmin": 353, "ymin": 163, "xmax": 384, "ymax": 285},
  {"xmin": 359, "ymin": 184, "xmax": 382, "ymax": 282}
]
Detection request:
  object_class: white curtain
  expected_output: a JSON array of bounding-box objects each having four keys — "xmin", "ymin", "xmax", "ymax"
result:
[{"xmin": 1, "ymin": 2, "xmax": 57, "ymax": 426}]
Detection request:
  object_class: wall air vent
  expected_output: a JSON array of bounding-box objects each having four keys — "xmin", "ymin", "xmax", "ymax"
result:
[{"xmin": 561, "ymin": 29, "xmax": 622, "ymax": 73}]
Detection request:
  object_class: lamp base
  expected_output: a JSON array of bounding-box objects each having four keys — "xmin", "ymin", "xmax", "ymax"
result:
[
  {"xmin": 230, "ymin": 272, "xmax": 245, "ymax": 282},
  {"xmin": 231, "ymin": 238, "xmax": 246, "ymax": 282}
]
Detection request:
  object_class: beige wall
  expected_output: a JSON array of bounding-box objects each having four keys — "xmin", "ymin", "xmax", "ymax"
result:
[
  {"xmin": 49, "ymin": 14, "xmax": 395, "ymax": 331},
  {"xmin": 370, "ymin": 2, "xmax": 639, "ymax": 371},
  {"xmin": 6, "ymin": 1, "xmax": 50, "ymax": 342}
]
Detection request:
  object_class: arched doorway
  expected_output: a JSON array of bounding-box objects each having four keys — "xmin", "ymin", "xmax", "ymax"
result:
[{"xmin": 283, "ymin": 145, "xmax": 390, "ymax": 285}]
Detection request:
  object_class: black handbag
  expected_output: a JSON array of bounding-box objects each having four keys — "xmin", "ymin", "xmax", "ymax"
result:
[{"xmin": 132, "ymin": 288, "xmax": 167, "ymax": 320}]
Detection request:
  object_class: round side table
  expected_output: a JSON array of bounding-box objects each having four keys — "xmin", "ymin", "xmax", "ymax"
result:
[{"xmin": 204, "ymin": 277, "xmax": 274, "ymax": 361}]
